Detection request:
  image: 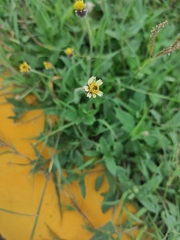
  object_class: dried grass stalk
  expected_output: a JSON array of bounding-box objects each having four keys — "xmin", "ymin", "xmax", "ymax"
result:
[{"xmin": 150, "ymin": 20, "xmax": 168, "ymax": 56}]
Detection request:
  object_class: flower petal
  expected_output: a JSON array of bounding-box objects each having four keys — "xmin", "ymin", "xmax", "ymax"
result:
[
  {"xmin": 97, "ymin": 91, "xmax": 103, "ymax": 97},
  {"xmin": 84, "ymin": 86, "xmax": 89, "ymax": 92},
  {"xmin": 92, "ymin": 94, "xmax": 96, "ymax": 98},
  {"xmin": 88, "ymin": 76, "xmax": 96, "ymax": 85},
  {"xmin": 96, "ymin": 79, "xmax": 103, "ymax": 86},
  {"xmin": 87, "ymin": 93, "xmax": 92, "ymax": 98}
]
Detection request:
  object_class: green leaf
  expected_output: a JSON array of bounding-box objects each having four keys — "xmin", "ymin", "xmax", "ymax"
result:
[
  {"xmin": 99, "ymin": 137, "xmax": 110, "ymax": 153},
  {"xmin": 73, "ymin": 158, "xmax": 96, "ymax": 171},
  {"xmin": 90, "ymin": 221, "xmax": 116, "ymax": 240},
  {"xmin": 141, "ymin": 175, "xmax": 162, "ymax": 193},
  {"xmin": 150, "ymin": 109, "xmax": 161, "ymax": 124},
  {"xmin": 138, "ymin": 196, "xmax": 156, "ymax": 213},
  {"xmin": 161, "ymin": 212, "xmax": 177, "ymax": 231},
  {"xmin": 51, "ymin": 169, "xmax": 62, "ymax": 217},
  {"xmin": 164, "ymin": 111, "xmax": 180, "ymax": 129},
  {"xmin": 95, "ymin": 174, "xmax": 104, "ymax": 191},
  {"xmin": 78, "ymin": 175, "xmax": 86, "ymax": 198},
  {"xmin": 90, "ymin": 233, "xmax": 109, "ymax": 240},
  {"xmin": 166, "ymin": 201, "xmax": 178, "ymax": 217},
  {"xmin": 83, "ymin": 114, "xmax": 95, "ymax": 125},
  {"xmin": 133, "ymin": 92, "xmax": 146, "ymax": 107},
  {"xmin": 146, "ymin": 160, "xmax": 160, "ymax": 174},
  {"xmin": 106, "ymin": 170, "xmax": 115, "ymax": 191},
  {"xmin": 115, "ymin": 108, "xmax": 135, "ymax": 132},
  {"xmin": 100, "ymin": 199, "xmax": 120, "ymax": 206},
  {"xmin": 81, "ymin": 139, "xmax": 94, "ymax": 150},
  {"xmin": 116, "ymin": 166, "xmax": 129, "ymax": 183},
  {"xmin": 104, "ymin": 155, "xmax": 116, "ymax": 176},
  {"xmin": 101, "ymin": 221, "xmax": 116, "ymax": 232},
  {"xmin": 113, "ymin": 141, "xmax": 123, "ymax": 158},
  {"xmin": 64, "ymin": 108, "xmax": 78, "ymax": 122},
  {"xmin": 102, "ymin": 190, "xmax": 116, "ymax": 213},
  {"xmin": 149, "ymin": 94, "xmax": 161, "ymax": 106}
]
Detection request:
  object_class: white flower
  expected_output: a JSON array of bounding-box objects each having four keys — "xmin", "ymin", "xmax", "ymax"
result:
[{"xmin": 83, "ymin": 76, "xmax": 103, "ymax": 98}]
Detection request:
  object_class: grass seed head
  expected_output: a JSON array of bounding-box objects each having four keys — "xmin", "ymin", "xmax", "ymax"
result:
[
  {"xmin": 149, "ymin": 20, "xmax": 168, "ymax": 57},
  {"xmin": 155, "ymin": 35, "xmax": 180, "ymax": 57}
]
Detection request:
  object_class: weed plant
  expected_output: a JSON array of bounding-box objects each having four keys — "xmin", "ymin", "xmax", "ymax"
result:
[{"xmin": 0, "ymin": 0, "xmax": 180, "ymax": 239}]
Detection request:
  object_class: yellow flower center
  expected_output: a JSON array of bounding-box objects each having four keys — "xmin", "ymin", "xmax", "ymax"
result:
[
  {"xmin": 65, "ymin": 48, "xmax": 74, "ymax": 56},
  {"xmin": 74, "ymin": 0, "xmax": 86, "ymax": 10},
  {"xmin": 89, "ymin": 82, "xmax": 99, "ymax": 94},
  {"xmin": 44, "ymin": 62, "xmax": 52, "ymax": 69},
  {"xmin": 20, "ymin": 62, "xmax": 30, "ymax": 73}
]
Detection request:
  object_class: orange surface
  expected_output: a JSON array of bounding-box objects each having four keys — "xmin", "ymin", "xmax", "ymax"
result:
[{"xmin": 0, "ymin": 74, "xmax": 151, "ymax": 240}]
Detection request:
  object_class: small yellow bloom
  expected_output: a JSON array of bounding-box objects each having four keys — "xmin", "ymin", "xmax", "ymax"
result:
[
  {"xmin": 43, "ymin": 61, "xmax": 53, "ymax": 70},
  {"xmin": 74, "ymin": 0, "xmax": 86, "ymax": 10},
  {"xmin": 84, "ymin": 76, "xmax": 103, "ymax": 98},
  {"xmin": 19, "ymin": 62, "xmax": 31, "ymax": 73},
  {"xmin": 74, "ymin": 0, "xmax": 87, "ymax": 17},
  {"xmin": 65, "ymin": 48, "xmax": 74, "ymax": 57}
]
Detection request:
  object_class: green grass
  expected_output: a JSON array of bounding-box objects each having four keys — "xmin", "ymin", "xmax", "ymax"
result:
[{"xmin": 0, "ymin": 0, "xmax": 180, "ymax": 239}]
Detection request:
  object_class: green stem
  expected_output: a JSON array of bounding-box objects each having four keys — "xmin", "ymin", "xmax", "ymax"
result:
[
  {"xmin": 52, "ymin": 66, "xmax": 59, "ymax": 75},
  {"xmin": 31, "ymin": 69, "xmax": 50, "ymax": 79},
  {"xmin": 30, "ymin": 177, "xmax": 49, "ymax": 240},
  {"xmin": 120, "ymin": 83, "xmax": 180, "ymax": 103},
  {"xmin": 134, "ymin": 57, "xmax": 153, "ymax": 78},
  {"xmin": 36, "ymin": 122, "xmax": 75, "ymax": 144},
  {"xmin": 74, "ymin": 87, "xmax": 84, "ymax": 103},
  {"xmin": 48, "ymin": 133, "xmax": 60, "ymax": 173},
  {"xmin": 18, "ymin": 86, "xmax": 36, "ymax": 99},
  {"xmin": 0, "ymin": 207, "xmax": 35, "ymax": 217},
  {"xmin": 84, "ymin": 17, "xmax": 93, "ymax": 77}
]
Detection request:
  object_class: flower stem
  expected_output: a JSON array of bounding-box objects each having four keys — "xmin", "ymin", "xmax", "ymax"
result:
[
  {"xmin": 30, "ymin": 177, "xmax": 49, "ymax": 240},
  {"xmin": 84, "ymin": 17, "xmax": 93, "ymax": 77},
  {"xmin": 36, "ymin": 122, "xmax": 75, "ymax": 144},
  {"xmin": 134, "ymin": 57, "xmax": 153, "ymax": 78},
  {"xmin": 74, "ymin": 87, "xmax": 84, "ymax": 103}
]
